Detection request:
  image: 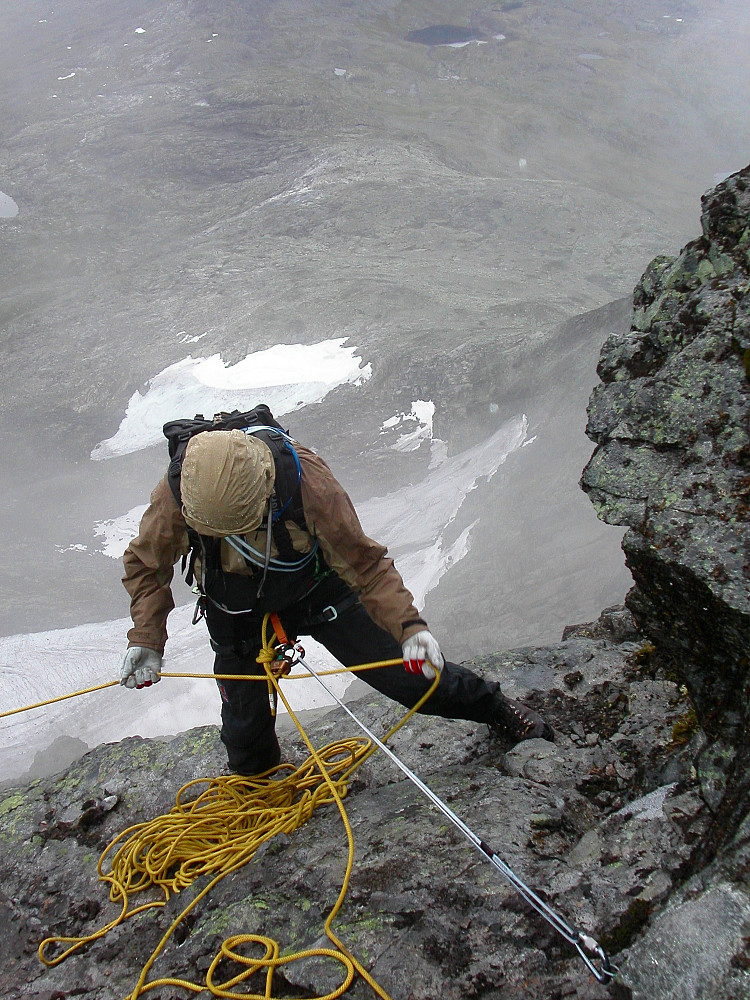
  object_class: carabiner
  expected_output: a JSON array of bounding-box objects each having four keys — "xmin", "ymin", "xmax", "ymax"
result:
[
  {"xmin": 575, "ymin": 934, "xmax": 618, "ymax": 983},
  {"xmin": 270, "ymin": 641, "xmax": 306, "ymax": 676}
]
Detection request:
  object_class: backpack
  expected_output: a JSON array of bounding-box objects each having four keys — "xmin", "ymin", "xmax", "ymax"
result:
[{"xmin": 162, "ymin": 404, "xmax": 319, "ymax": 616}]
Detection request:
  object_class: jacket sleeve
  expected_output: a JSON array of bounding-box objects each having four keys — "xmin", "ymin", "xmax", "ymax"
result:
[
  {"xmin": 122, "ymin": 476, "xmax": 189, "ymax": 655},
  {"xmin": 297, "ymin": 446, "xmax": 427, "ymax": 644}
]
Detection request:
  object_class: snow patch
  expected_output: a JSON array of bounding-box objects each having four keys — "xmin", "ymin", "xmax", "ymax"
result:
[
  {"xmin": 443, "ymin": 40, "xmax": 487, "ymax": 48},
  {"xmin": 94, "ymin": 506, "xmax": 148, "ymax": 558},
  {"xmin": 381, "ymin": 400, "xmax": 435, "ymax": 452},
  {"xmin": 405, "ymin": 521, "xmax": 476, "ymax": 608},
  {"xmin": 91, "ymin": 339, "xmax": 371, "ymax": 460},
  {"xmin": 0, "ymin": 191, "xmax": 19, "ymax": 219},
  {"xmin": 363, "ymin": 414, "xmax": 529, "ymax": 607}
]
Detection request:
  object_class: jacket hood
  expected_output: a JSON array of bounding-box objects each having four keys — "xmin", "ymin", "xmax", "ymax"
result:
[{"xmin": 180, "ymin": 429, "xmax": 275, "ymax": 536}]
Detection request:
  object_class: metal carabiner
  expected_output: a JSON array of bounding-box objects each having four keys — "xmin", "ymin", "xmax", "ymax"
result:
[
  {"xmin": 270, "ymin": 641, "xmax": 306, "ymax": 677},
  {"xmin": 575, "ymin": 934, "xmax": 618, "ymax": 983}
]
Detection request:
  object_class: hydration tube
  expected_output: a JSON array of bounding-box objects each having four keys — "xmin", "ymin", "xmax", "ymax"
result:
[
  {"xmin": 285, "ymin": 642, "xmax": 617, "ymax": 985},
  {"xmin": 240, "ymin": 424, "xmax": 301, "ymax": 522},
  {"xmin": 225, "ymin": 532, "xmax": 318, "ymax": 572}
]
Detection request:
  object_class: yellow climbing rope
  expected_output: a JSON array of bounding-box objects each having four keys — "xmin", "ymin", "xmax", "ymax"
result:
[
  {"xmin": 36, "ymin": 616, "xmax": 440, "ymax": 1000},
  {"xmin": 0, "ymin": 660, "xmax": 402, "ymax": 720},
  {"xmin": 0, "ymin": 681, "xmax": 120, "ymax": 719}
]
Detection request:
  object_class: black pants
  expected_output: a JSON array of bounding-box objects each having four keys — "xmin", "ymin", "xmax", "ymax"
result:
[{"xmin": 205, "ymin": 574, "xmax": 501, "ymax": 775}]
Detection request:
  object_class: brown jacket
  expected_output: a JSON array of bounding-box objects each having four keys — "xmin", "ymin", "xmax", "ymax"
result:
[{"xmin": 122, "ymin": 443, "xmax": 426, "ymax": 654}]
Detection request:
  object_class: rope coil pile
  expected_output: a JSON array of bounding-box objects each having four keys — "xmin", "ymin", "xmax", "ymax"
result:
[{"xmin": 36, "ymin": 620, "xmax": 436, "ymax": 999}]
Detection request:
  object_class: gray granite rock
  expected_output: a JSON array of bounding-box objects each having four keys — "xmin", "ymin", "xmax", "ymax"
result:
[
  {"xmin": 0, "ymin": 606, "xmax": 714, "ymax": 1000},
  {"xmin": 582, "ymin": 166, "xmax": 750, "ymax": 743}
]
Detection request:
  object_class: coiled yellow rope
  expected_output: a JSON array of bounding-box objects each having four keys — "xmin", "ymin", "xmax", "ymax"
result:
[{"xmin": 36, "ymin": 617, "xmax": 439, "ymax": 1000}]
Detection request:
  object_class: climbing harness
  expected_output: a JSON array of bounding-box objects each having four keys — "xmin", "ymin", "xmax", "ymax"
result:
[{"xmin": 10, "ymin": 619, "xmax": 618, "ymax": 995}]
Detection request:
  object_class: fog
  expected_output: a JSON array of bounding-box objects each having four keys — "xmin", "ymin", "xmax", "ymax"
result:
[{"xmin": 1, "ymin": 0, "xmax": 748, "ymax": 779}]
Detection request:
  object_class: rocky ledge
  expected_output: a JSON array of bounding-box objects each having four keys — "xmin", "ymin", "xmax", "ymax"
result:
[
  {"xmin": 2, "ymin": 168, "xmax": 749, "ymax": 1000},
  {"xmin": 0, "ymin": 607, "xmax": 727, "ymax": 1000}
]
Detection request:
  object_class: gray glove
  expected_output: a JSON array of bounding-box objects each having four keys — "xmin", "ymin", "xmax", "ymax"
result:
[
  {"xmin": 120, "ymin": 646, "xmax": 162, "ymax": 689},
  {"xmin": 402, "ymin": 630, "xmax": 444, "ymax": 681}
]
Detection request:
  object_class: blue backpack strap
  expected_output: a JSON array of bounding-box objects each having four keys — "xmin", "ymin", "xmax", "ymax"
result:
[{"xmin": 240, "ymin": 425, "xmax": 303, "ymax": 522}]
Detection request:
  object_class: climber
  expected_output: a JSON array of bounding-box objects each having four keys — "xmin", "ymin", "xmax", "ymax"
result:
[{"xmin": 120, "ymin": 409, "xmax": 553, "ymax": 775}]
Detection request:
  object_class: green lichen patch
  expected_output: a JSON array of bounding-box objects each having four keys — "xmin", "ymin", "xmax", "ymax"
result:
[{"xmin": 671, "ymin": 707, "xmax": 700, "ymax": 747}]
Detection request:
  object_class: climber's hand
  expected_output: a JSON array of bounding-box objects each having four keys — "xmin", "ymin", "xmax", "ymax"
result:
[
  {"xmin": 120, "ymin": 646, "xmax": 163, "ymax": 689},
  {"xmin": 402, "ymin": 630, "xmax": 443, "ymax": 681}
]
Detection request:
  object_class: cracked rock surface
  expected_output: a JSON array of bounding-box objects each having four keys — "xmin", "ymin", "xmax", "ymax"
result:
[
  {"xmin": 581, "ymin": 164, "xmax": 750, "ymax": 1000},
  {"xmin": 582, "ymin": 165, "xmax": 750, "ymax": 743}
]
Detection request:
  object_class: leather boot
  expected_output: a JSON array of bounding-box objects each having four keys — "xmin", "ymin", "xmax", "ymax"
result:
[{"xmin": 490, "ymin": 693, "xmax": 554, "ymax": 744}]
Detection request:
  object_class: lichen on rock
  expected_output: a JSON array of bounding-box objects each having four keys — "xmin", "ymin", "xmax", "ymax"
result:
[{"xmin": 582, "ymin": 164, "xmax": 750, "ymax": 1000}]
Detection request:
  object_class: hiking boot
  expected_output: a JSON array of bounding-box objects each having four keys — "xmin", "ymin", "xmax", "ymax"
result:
[{"xmin": 490, "ymin": 693, "xmax": 554, "ymax": 745}]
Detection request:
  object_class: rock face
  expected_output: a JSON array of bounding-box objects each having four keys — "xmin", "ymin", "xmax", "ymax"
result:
[
  {"xmin": 582, "ymin": 165, "xmax": 750, "ymax": 743},
  {"xmin": 3, "ymin": 169, "xmax": 750, "ymax": 1000},
  {"xmin": 580, "ymin": 164, "xmax": 750, "ymax": 998}
]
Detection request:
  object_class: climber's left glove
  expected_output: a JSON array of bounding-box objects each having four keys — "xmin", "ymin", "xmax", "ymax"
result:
[
  {"xmin": 402, "ymin": 630, "xmax": 444, "ymax": 681},
  {"xmin": 120, "ymin": 646, "xmax": 163, "ymax": 689}
]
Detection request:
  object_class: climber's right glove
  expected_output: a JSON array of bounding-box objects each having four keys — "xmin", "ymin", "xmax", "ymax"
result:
[
  {"xmin": 402, "ymin": 630, "xmax": 444, "ymax": 681},
  {"xmin": 120, "ymin": 646, "xmax": 163, "ymax": 689}
]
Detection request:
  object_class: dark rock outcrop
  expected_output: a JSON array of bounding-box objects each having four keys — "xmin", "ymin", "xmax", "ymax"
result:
[
  {"xmin": 582, "ymin": 165, "xmax": 750, "ymax": 745},
  {"xmin": 581, "ymin": 164, "xmax": 750, "ymax": 998}
]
